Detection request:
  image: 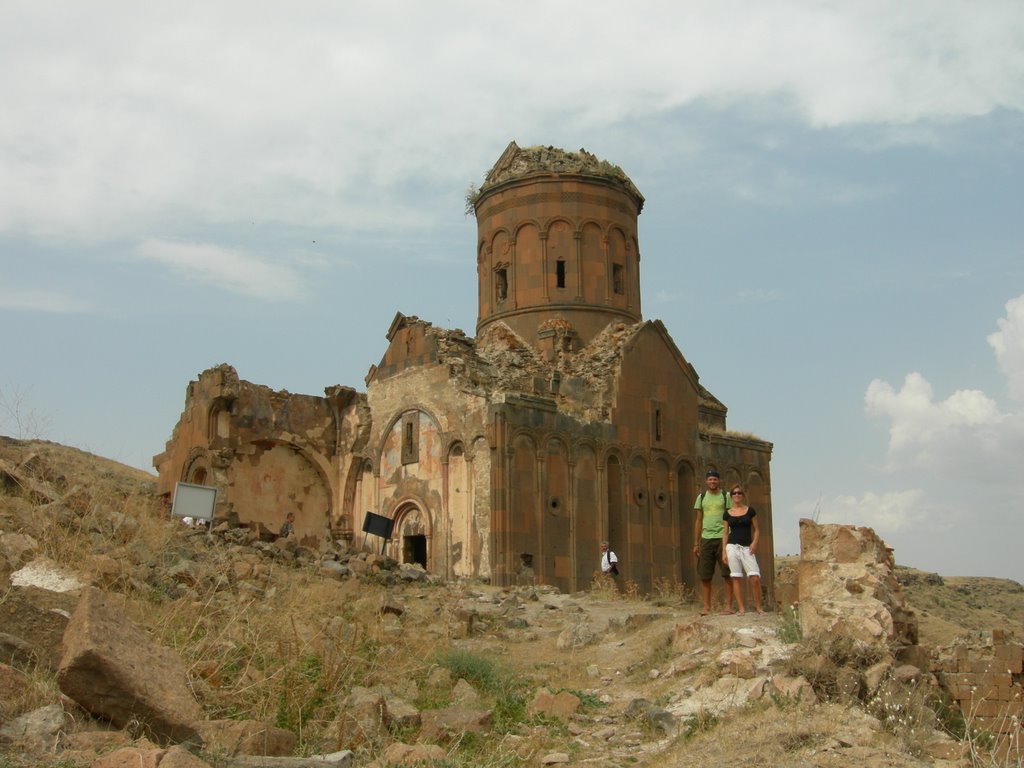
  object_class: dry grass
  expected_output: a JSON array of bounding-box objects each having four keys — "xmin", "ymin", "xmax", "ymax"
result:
[{"xmin": 6, "ymin": 438, "xmax": 1024, "ymax": 767}]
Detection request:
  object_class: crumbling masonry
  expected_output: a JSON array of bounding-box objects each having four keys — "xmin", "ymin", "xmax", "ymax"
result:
[{"xmin": 154, "ymin": 141, "xmax": 774, "ymax": 594}]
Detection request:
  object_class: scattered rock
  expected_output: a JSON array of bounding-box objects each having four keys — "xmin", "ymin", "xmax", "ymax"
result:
[
  {"xmin": 196, "ymin": 719, "xmax": 296, "ymax": 757},
  {"xmin": 10, "ymin": 556, "xmax": 83, "ymax": 592},
  {"xmin": 418, "ymin": 706, "xmax": 491, "ymax": 743},
  {"xmin": 334, "ymin": 686, "xmax": 386, "ymax": 749},
  {"xmin": 57, "ymin": 586, "xmax": 204, "ymax": 744},
  {"xmin": 556, "ymin": 621, "xmax": 595, "ymax": 650},
  {"xmin": 539, "ymin": 752, "xmax": 571, "ymax": 764},
  {"xmin": 0, "ymin": 702, "xmax": 67, "ymax": 753},
  {"xmin": 451, "ymin": 678, "xmax": 480, "ymax": 706},
  {"xmin": 528, "ymin": 688, "xmax": 580, "ymax": 721}
]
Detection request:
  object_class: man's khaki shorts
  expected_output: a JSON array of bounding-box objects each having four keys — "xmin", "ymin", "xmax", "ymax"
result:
[{"xmin": 698, "ymin": 537, "xmax": 730, "ymax": 580}]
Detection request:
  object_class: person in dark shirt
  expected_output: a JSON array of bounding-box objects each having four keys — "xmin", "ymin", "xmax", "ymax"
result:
[
  {"xmin": 721, "ymin": 485, "xmax": 763, "ymax": 615},
  {"xmin": 279, "ymin": 511, "xmax": 296, "ymax": 539}
]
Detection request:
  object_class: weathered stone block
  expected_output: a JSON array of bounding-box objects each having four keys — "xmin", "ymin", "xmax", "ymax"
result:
[
  {"xmin": 57, "ymin": 587, "xmax": 203, "ymax": 744},
  {"xmin": 196, "ymin": 719, "xmax": 296, "ymax": 756}
]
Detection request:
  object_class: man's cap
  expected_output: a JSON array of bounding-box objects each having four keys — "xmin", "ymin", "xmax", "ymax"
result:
[{"xmin": 706, "ymin": 470, "xmax": 720, "ymax": 478}]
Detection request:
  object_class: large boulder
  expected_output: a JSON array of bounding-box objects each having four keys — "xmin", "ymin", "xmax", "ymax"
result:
[{"xmin": 57, "ymin": 586, "xmax": 203, "ymax": 744}]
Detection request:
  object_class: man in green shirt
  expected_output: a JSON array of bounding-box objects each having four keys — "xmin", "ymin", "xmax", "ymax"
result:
[{"xmin": 693, "ymin": 470, "xmax": 733, "ymax": 615}]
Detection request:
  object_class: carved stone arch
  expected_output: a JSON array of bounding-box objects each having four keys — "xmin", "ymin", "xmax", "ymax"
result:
[
  {"xmin": 572, "ymin": 436, "xmax": 600, "ymax": 464},
  {"xmin": 741, "ymin": 469, "xmax": 769, "ymax": 517},
  {"xmin": 206, "ymin": 396, "xmax": 235, "ymax": 441},
  {"xmin": 374, "ymin": 405, "xmax": 446, "ymax": 470},
  {"xmin": 604, "ymin": 452, "xmax": 626, "ymax": 580},
  {"xmin": 388, "ymin": 498, "xmax": 434, "ymax": 571},
  {"xmin": 540, "ymin": 431, "xmax": 571, "ymax": 458},
  {"xmin": 543, "ymin": 433, "xmax": 570, "ymax": 505},
  {"xmin": 508, "ymin": 427, "xmax": 539, "ymax": 456},
  {"xmin": 573, "ymin": 441, "xmax": 600, "ymax": 584},
  {"xmin": 463, "ymin": 433, "xmax": 488, "ymax": 461},
  {"xmin": 652, "ymin": 455, "xmax": 672, "ymax": 510},
  {"xmin": 401, "ymin": 402, "xmax": 447, "ymax": 434},
  {"xmin": 607, "ymin": 226, "xmax": 629, "ymax": 298},
  {"xmin": 578, "ymin": 219, "xmax": 608, "ymax": 305},
  {"xmin": 600, "ymin": 445, "xmax": 627, "ymax": 471},
  {"xmin": 605, "ymin": 222, "xmax": 631, "ymax": 242},
  {"xmin": 227, "ymin": 438, "xmax": 333, "ymax": 540},
  {"xmin": 446, "ymin": 439, "xmax": 465, "ymax": 460},
  {"xmin": 540, "ymin": 215, "xmax": 575, "ymax": 238},
  {"xmin": 628, "ymin": 453, "xmax": 649, "ymax": 507},
  {"xmin": 513, "ymin": 219, "xmax": 542, "ymax": 242},
  {"xmin": 674, "ymin": 456, "xmax": 698, "ymax": 480},
  {"xmin": 182, "ymin": 447, "xmax": 212, "ymax": 485},
  {"xmin": 625, "ymin": 448, "xmax": 649, "ymax": 468},
  {"xmin": 721, "ymin": 465, "xmax": 742, "ymax": 493},
  {"xmin": 252, "ymin": 438, "xmax": 334, "ymax": 505},
  {"xmin": 675, "ymin": 458, "xmax": 699, "ymax": 585},
  {"xmin": 341, "ymin": 453, "xmax": 375, "ymax": 524},
  {"xmin": 650, "ymin": 455, "xmax": 675, "ymax": 582}
]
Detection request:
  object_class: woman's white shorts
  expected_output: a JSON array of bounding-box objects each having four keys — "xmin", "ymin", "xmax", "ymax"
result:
[{"xmin": 726, "ymin": 543, "xmax": 760, "ymax": 578}]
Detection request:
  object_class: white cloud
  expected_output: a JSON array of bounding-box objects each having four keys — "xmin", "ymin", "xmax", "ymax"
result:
[
  {"xmin": 0, "ymin": 287, "xmax": 91, "ymax": 313},
  {"xmin": 865, "ymin": 372, "xmax": 1004, "ymax": 467},
  {"xmin": 862, "ymin": 293, "xmax": 1024, "ymax": 513},
  {"xmin": 790, "ymin": 489, "xmax": 929, "ymax": 534},
  {"xmin": 1, "ymin": 2, "xmax": 1022, "ymax": 242},
  {"xmin": 988, "ymin": 295, "xmax": 1024, "ymax": 402},
  {"xmin": 134, "ymin": 239, "xmax": 303, "ymax": 301}
]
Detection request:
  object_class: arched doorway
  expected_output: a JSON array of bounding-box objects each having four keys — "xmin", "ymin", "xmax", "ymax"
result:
[{"xmin": 392, "ymin": 502, "xmax": 432, "ymax": 571}]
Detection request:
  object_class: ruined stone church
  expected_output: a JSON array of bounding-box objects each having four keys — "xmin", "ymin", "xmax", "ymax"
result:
[{"xmin": 154, "ymin": 141, "xmax": 774, "ymax": 595}]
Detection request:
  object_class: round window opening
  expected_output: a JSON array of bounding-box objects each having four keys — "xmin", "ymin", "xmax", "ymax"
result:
[
  {"xmin": 549, "ymin": 496, "xmax": 561, "ymax": 512},
  {"xmin": 634, "ymin": 490, "xmax": 647, "ymax": 505},
  {"xmin": 655, "ymin": 491, "xmax": 668, "ymax": 508}
]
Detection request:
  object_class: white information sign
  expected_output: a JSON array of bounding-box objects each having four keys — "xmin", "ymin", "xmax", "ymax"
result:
[{"xmin": 170, "ymin": 482, "xmax": 217, "ymax": 522}]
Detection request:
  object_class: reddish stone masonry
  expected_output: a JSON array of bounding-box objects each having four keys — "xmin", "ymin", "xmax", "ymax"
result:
[{"xmin": 935, "ymin": 630, "xmax": 1023, "ymax": 750}]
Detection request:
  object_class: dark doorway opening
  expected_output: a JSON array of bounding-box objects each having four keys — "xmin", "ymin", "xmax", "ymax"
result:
[{"xmin": 404, "ymin": 534, "xmax": 427, "ymax": 568}]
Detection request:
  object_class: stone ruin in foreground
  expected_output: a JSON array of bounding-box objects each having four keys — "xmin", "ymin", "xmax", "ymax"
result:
[{"xmin": 780, "ymin": 518, "xmax": 1023, "ymax": 760}]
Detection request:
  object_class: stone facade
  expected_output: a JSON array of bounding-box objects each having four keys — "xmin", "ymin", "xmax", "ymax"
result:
[{"xmin": 154, "ymin": 141, "xmax": 774, "ymax": 594}]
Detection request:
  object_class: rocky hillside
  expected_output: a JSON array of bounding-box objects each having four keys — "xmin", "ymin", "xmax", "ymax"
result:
[{"xmin": 1, "ymin": 436, "xmax": 1022, "ymax": 768}]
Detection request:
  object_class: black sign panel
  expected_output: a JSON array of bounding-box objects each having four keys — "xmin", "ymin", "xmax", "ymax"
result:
[{"xmin": 361, "ymin": 511, "xmax": 394, "ymax": 539}]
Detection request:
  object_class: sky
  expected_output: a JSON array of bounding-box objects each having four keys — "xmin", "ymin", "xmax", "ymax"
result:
[{"xmin": 2, "ymin": 1, "xmax": 1024, "ymax": 581}]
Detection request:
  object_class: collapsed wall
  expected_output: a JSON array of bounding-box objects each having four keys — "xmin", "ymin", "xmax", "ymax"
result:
[
  {"xmin": 795, "ymin": 519, "xmax": 918, "ymax": 650},
  {"xmin": 782, "ymin": 518, "xmax": 1022, "ymax": 756}
]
